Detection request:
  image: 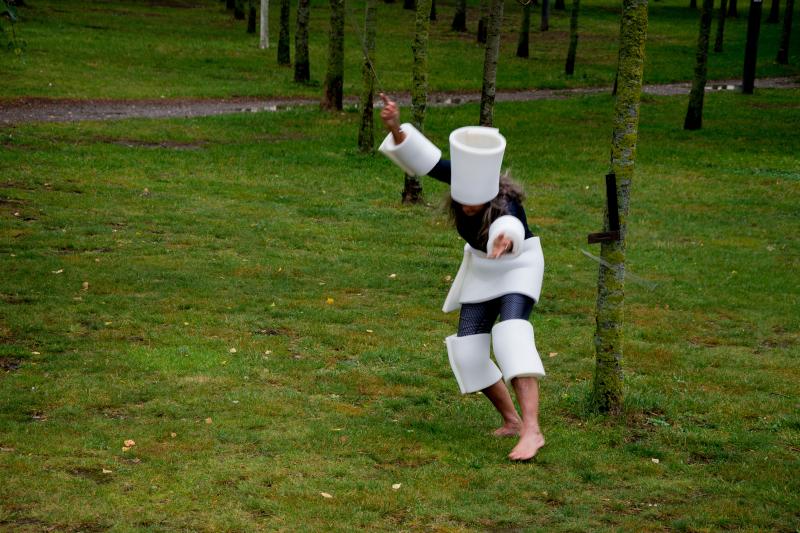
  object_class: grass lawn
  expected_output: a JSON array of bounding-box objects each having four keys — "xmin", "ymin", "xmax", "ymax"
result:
[
  {"xmin": 1, "ymin": 86, "xmax": 799, "ymax": 530},
  {"xmin": 1, "ymin": 0, "xmax": 798, "ymax": 100}
]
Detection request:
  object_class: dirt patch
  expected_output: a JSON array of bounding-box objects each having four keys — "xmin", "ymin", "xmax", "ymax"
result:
[
  {"xmin": 0, "ymin": 356, "xmax": 22, "ymax": 372},
  {"xmin": 2, "ymin": 77, "xmax": 796, "ymax": 125}
]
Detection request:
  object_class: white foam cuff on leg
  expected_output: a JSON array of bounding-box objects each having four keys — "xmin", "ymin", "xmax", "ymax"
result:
[
  {"xmin": 446, "ymin": 333, "xmax": 503, "ymax": 394},
  {"xmin": 378, "ymin": 123, "xmax": 442, "ymax": 177},
  {"xmin": 492, "ymin": 319, "xmax": 545, "ymax": 382}
]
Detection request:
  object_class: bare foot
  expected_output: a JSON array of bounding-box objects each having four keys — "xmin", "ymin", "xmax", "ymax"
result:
[
  {"xmin": 493, "ymin": 420, "xmax": 521, "ymax": 437},
  {"xmin": 508, "ymin": 429, "xmax": 545, "ymax": 461}
]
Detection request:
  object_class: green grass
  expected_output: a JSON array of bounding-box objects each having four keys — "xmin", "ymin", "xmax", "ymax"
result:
[
  {"xmin": 1, "ymin": 0, "xmax": 798, "ymax": 100},
  {"xmin": 1, "ymin": 88, "xmax": 799, "ymax": 530}
]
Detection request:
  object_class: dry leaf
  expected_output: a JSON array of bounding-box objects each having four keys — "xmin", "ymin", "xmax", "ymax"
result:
[
  {"xmin": 389, "ymin": 273, "xmax": 396, "ymax": 279},
  {"xmin": 392, "ymin": 483, "xmax": 402, "ymax": 490},
  {"xmin": 102, "ymin": 468, "xmax": 112, "ymax": 474},
  {"xmin": 82, "ymin": 281, "xmax": 89, "ymax": 290},
  {"xmin": 366, "ymin": 329, "xmax": 373, "ymax": 333},
  {"xmin": 548, "ymin": 352, "xmax": 558, "ymax": 358},
  {"xmin": 326, "ymin": 297, "xmax": 334, "ymax": 305},
  {"xmin": 320, "ymin": 492, "xmax": 333, "ymax": 499},
  {"xmin": 122, "ymin": 446, "xmax": 130, "ymax": 452},
  {"xmin": 651, "ymin": 458, "xmax": 660, "ymax": 464},
  {"xmin": 205, "ymin": 417, "xmax": 213, "ymax": 424},
  {"xmin": 124, "ymin": 439, "xmax": 136, "ymax": 447},
  {"xmin": 31, "ymin": 351, "xmax": 40, "ymax": 355},
  {"xmin": 52, "ymin": 269, "xmax": 64, "ymax": 274},
  {"xmin": 229, "ymin": 348, "xmax": 237, "ymax": 354},
  {"xmin": 170, "ymin": 432, "xmax": 177, "ymax": 438}
]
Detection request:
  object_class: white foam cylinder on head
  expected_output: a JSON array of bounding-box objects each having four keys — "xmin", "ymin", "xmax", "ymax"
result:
[
  {"xmin": 449, "ymin": 126, "xmax": 506, "ymax": 205},
  {"xmin": 445, "ymin": 333, "xmax": 503, "ymax": 394},
  {"xmin": 378, "ymin": 123, "xmax": 441, "ymax": 177},
  {"xmin": 492, "ymin": 319, "xmax": 545, "ymax": 382}
]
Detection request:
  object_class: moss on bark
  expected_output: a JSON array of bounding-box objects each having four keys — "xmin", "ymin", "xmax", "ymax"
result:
[
  {"xmin": 479, "ymin": 0, "xmax": 504, "ymax": 127},
  {"xmin": 358, "ymin": 0, "xmax": 377, "ymax": 153},
  {"xmin": 565, "ymin": 0, "xmax": 580, "ymax": 74},
  {"xmin": 322, "ymin": 0, "xmax": 345, "ymax": 111},
  {"xmin": 294, "ymin": 0, "xmax": 311, "ymax": 82},
  {"xmin": 684, "ymin": 0, "xmax": 713, "ymax": 130}
]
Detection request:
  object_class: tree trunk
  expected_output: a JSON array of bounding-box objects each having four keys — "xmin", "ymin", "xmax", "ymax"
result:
[
  {"xmin": 479, "ymin": 0, "xmax": 504, "ymax": 127},
  {"xmin": 322, "ymin": 0, "xmax": 345, "ymax": 110},
  {"xmin": 359, "ymin": 0, "xmax": 377, "ymax": 153},
  {"xmin": 742, "ymin": 0, "xmax": 762, "ymax": 94},
  {"xmin": 248, "ymin": 0, "xmax": 257, "ymax": 32},
  {"xmin": 727, "ymin": 0, "xmax": 738, "ymax": 17},
  {"xmin": 690, "ymin": 0, "xmax": 697, "ymax": 8},
  {"xmin": 430, "ymin": 0, "xmax": 437, "ymax": 20},
  {"xmin": 592, "ymin": 0, "xmax": 649, "ymax": 415},
  {"xmin": 234, "ymin": 0, "xmax": 246, "ymax": 19},
  {"xmin": 260, "ymin": 0, "xmax": 270, "ymax": 48},
  {"xmin": 402, "ymin": 0, "xmax": 433, "ymax": 203},
  {"xmin": 278, "ymin": 0, "xmax": 291, "ymax": 65},
  {"xmin": 776, "ymin": 0, "xmax": 794, "ymax": 63},
  {"xmin": 541, "ymin": 0, "xmax": 550, "ymax": 31},
  {"xmin": 714, "ymin": 0, "xmax": 727, "ymax": 52},
  {"xmin": 227, "ymin": 0, "xmax": 235, "ymax": 11},
  {"xmin": 404, "ymin": 0, "xmax": 415, "ymax": 10},
  {"xmin": 294, "ymin": 0, "xmax": 310, "ymax": 81},
  {"xmin": 684, "ymin": 0, "xmax": 714, "ymax": 130},
  {"xmin": 452, "ymin": 0, "xmax": 468, "ymax": 31},
  {"xmin": 555, "ymin": 0, "xmax": 566, "ymax": 9},
  {"xmin": 767, "ymin": 0, "xmax": 780, "ymax": 21},
  {"xmin": 517, "ymin": 1, "xmax": 532, "ymax": 58},
  {"xmin": 478, "ymin": 0, "xmax": 489, "ymax": 42},
  {"xmin": 565, "ymin": 0, "xmax": 580, "ymax": 74}
]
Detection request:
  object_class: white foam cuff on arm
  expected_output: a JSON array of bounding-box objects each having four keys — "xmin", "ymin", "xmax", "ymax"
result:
[
  {"xmin": 378, "ymin": 123, "xmax": 442, "ymax": 177},
  {"xmin": 487, "ymin": 215, "xmax": 525, "ymax": 258}
]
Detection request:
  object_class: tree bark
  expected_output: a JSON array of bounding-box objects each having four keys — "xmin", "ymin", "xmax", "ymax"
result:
[
  {"xmin": 541, "ymin": 0, "xmax": 550, "ymax": 30},
  {"xmin": 742, "ymin": 0, "xmax": 762, "ymax": 94},
  {"xmin": 776, "ymin": 0, "xmax": 794, "ymax": 63},
  {"xmin": 294, "ymin": 0, "xmax": 310, "ymax": 81},
  {"xmin": 767, "ymin": 0, "xmax": 780, "ymax": 21},
  {"xmin": 452, "ymin": 0, "xmax": 468, "ymax": 31},
  {"xmin": 260, "ymin": 0, "xmax": 270, "ymax": 48},
  {"xmin": 565, "ymin": 0, "xmax": 580, "ymax": 73},
  {"xmin": 684, "ymin": 0, "xmax": 714, "ymax": 130},
  {"xmin": 234, "ymin": 0, "xmax": 246, "ymax": 19},
  {"xmin": 714, "ymin": 0, "xmax": 727, "ymax": 52},
  {"xmin": 359, "ymin": 0, "xmax": 378, "ymax": 153},
  {"xmin": 227, "ymin": 0, "xmax": 236, "ymax": 10},
  {"xmin": 402, "ymin": 0, "xmax": 433, "ymax": 203},
  {"xmin": 517, "ymin": 0, "xmax": 532, "ymax": 58},
  {"xmin": 727, "ymin": 0, "xmax": 738, "ymax": 17},
  {"xmin": 592, "ymin": 0, "xmax": 648, "ymax": 415},
  {"xmin": 248, "ymin": 0, "xmax": 257, "ymax": 33},
  {"xmin": 430, "ymin": 0, "xmax": 437, "ymax": 20},
  {"xmin": 555, "ymin": 0, "xmax": 566, "ymax": 9},
  {"xmin": 690, "ymin": 0, "xmax": 697, "ymax": 9},
  {"xmin": 479, "ymin": 0, "xmax": 504, "ymax": 127},
  {"xmin": 278, "ymin": 0, "xmax": 291, "ymax": 65},
  {"xmin": 404, "ymin": 0, "xmax": 415, "ymax": 10},
  {"xmin": 322, "ymin": 0, "xmax": 345, "ymax": 110}
]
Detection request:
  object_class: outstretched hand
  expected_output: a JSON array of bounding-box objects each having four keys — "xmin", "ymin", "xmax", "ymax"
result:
[
  {"xmin": 379, "ymin": 93, "xmax": 405, "ymax": 144},
  {"xmin": 489, "ymin": 233, "xmax": 513, "ymax": 259}
]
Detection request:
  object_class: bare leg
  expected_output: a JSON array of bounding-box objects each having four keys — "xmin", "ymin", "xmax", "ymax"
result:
[
  {"xmin": 508, "ymin": 377, "xmax": 545, "ymax": 460},
  {"xmin": 481, "ymin": 379, "xmax": 522, "ymax": 436}
]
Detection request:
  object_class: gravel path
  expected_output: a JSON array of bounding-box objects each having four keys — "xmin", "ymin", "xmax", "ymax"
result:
[{"xmin": 1, "ymin": 77, "xmax": 797, "ymax": 125}]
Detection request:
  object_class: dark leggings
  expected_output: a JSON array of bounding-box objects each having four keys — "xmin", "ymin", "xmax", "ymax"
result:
[{"xmin": 457, "ymin": 293, "xmax": 535, "ymax": 337}]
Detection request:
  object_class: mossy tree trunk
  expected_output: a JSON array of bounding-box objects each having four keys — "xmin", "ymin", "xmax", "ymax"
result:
[
  {"xmin": 294, "ymin": 0, "xmax": 310, "ymax": 81},
  {"xmin": 452, "ymin": 0, "xmax": 467, "ymax": 31},
  {"xmin": 776, "ymin": 0, "xmax": 794, "ymax": 63},
  {"xmin": 402, "ymin": 0, "xmax": 433, "ymax": 203},
  {"xmin": 260, "ymin": 0, "xmax": 270, "ymax": 49},
  {"xmin": 727, "ymin": 0, "xmax": 738, "ymax": 17},
  {"xmin": 248, "ymin": 0, "xmax": 257, "ymax": 33},
  {"xmin": 565, "ymin": 0, "xmax": 580, "ymax": 74},
  {"xmin": 592, "ymin": 0, "xmax": 649, "ymax": 415},
  {"xmin": 541, "ymin": 0, "xmax": 550, "ymax": 30},
  {"xmin": 714, "ymin": 0, "xmax": 728, "ymax": 52},
  {"xmin": 278, "ymin": 0, "xmax": 291, "ymax": 65},
  {"xmin": 358, "ymin": 0, "xmax": 377, "ymax": 153},
  {"xmin": 322, "ymin": 0, "xmax": 345, "ymax": 110},
  {"xmin": 477, "ymin": 0, "xmax": 489, "ymax": 43},
  {"xmin": 767, "ymin": 0, "xmax": 780, "ymax": 22},
  {"xmin": 404, "ymin": 0, "xmax": 415, "ymax": 10},
  {"xmin": 227, "ymin": 0, "xmax": 235, "ymax": 11},
  {"xmin": 742, "ymin": 0, "xmax": 762, "ymax": 94},
  {"xmin": 684, "ymin": 0, "xmax": 714, "ymax": 129},
  {"xmin": 479, "ymin": 0, "xmax": 504, "ymax": 127},
  {"xmin": 555, "ymin": 0, "xmax": 566, "ymax": 10},
  {"xmin": 516, "ymin": 1, "xmax": 532, "ymax": 58},
  {"xmin": 430, "ymin": 0, "xmax": 437, "ymax": 20}
]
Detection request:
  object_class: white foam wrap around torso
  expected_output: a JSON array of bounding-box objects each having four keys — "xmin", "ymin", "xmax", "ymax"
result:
[{"xmin": 442, "ymin": 236, "xmax": 544, "ymax": 313}]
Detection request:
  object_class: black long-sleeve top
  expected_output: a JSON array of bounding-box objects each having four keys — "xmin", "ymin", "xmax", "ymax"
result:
[{"xmin": 428, "ymin": 159, "xmax": 533, "ymax": 253}]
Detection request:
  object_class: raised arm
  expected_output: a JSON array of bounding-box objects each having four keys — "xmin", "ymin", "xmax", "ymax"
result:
[{"xmin": 380, "ymin": 93, "xmax": 406, "ymax": 145}]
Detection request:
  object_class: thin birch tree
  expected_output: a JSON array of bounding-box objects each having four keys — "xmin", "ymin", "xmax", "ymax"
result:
[
  {"xmin": 358, "ymin": 0, "xmax": 378, "ymax": 153},
  {"xmin": 294, "ymin": 0, "xmax": 310, "ymax": 81},
  {"xmin": 684, "ymin": 0, "xmax": 714, "ymax": 130},
  {"xmin": 402, "ymin": 0, "xmax": 433, "ymax": 203},
  {"xmin": 592, "ymin": 0, "xmax": 649, "ymax": 414},
  {"xmin": 322, "ymin": 0, "xmax": 345, "ymax": 110},
  {"xmin": 517, "ymin": 0, "xmax": 532, "ymax": 58},
  {"xmin": 479, "ymin": 0, "xmax": 504, "ymax": 127},
  {"xmin": 260, "ymin": 0, "xmax": 270, "ymax": 48}
]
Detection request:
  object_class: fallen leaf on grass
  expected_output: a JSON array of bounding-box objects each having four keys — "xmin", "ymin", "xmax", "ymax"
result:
[
  {"xmin": 205, "ymin": 418, "xmax": 213, "ymax": 424},
  {"xmin": 651, "ymin": 458, "xmax": 660, "ymax": 464},
  {"xmin": 51, "ymin": 269, "xmax": 64, "ymax": 274},
  {"xmin": 102, "ymin": 468, "xmax": 112, "ymax": 474},
  {"xmin": 549, "ymin": 352, "xmax": 558, "ymax": 358},
  {"xmin": 326, "ymin": 297, "xmax": 334, "ymax": 305},
  {"xmin": 229, "ymin": 348, "xmax": 237, "ymax": 354},
  {"xmin": 82, "ymin": 281, "xmax": 89, "ymax": 291},
  {"xmin": 389, "ymin": 273, "xmax": 396, "ymax": 279},
  {"xmin": 320, "ymin": 492, "xmax": 333, "ymax": 499},
  {"xmin": 124, "ymin": 439, "xmax": 136, "ymax": 447},
  {"xmin": 392, "ymin": 483, "xmax": 402, "ymax": 490},
  {"xmin": 170, "ymin": 432, "xmax": 177, "ymax": 438},
  {"xmin": 366, "ymin": 329, "xmax": 373, "ymax": 333},
  {"xmin": 122, "ymin": 447, "xmax": 131, "ymax": 452}
]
